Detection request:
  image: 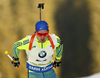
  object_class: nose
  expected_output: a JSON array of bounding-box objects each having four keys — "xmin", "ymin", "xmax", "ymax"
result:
[{"xmin": 41, "ymin": 35, "xmax": 45, "ymax": 39}]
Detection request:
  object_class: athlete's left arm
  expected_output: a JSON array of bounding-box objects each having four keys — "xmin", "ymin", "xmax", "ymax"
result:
[
  {"xmin": 53, "ymin": 36, "xmax": 63, "ymax": 67},
  {"xmin": 55, "ymin": 36, "xmax": 63, "ymax": 61}
]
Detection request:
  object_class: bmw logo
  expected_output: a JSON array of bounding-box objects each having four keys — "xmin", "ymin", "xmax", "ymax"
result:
[{"xmin": 38, "ymin": 51, "xmax": 47, "ymax": 58}]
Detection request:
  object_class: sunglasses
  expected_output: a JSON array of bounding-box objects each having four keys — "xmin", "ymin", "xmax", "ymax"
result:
[{"xmin": 36, "ymin": 30, "xmax": 49, "ymax": 37}]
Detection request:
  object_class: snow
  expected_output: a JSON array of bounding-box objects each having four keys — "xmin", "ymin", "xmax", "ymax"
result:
[{"xmin": 77, "ymin": 72, "xmax": 100, "ymax": 78}]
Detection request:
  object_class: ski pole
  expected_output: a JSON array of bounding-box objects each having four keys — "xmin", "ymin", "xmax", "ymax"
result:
[
  {"xmin": 5, "ymin": 51, "xmax": 19, "ymax": 68},
  {"xmin": 37, "ymin": 3, "xmax": 44, "ymax": 21}
]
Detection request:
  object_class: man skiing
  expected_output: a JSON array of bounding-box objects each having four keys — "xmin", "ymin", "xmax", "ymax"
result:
[{"xmin": 11, "ymin": 20, "xmax": 63, "ymax": 78}]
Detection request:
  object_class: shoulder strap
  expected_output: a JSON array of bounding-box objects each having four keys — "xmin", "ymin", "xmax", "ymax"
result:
[
  {"xmin": 29, "ymin": 34, "xmax": 36, "ymax": 50},
  {"xmin": 48, "ymin": 35, "xmax": 55, "ymax": 49},
  {"xmin": 29, "ymin": 34, "xmax": 55, "ymax": 50}
]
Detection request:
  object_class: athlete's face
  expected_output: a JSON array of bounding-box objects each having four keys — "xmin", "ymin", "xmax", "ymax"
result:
[{"xmin": 36, "ymin": 30, "xmax": 48, "ymax": 43}]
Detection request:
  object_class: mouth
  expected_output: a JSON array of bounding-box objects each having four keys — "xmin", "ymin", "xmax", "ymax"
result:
[
  {"xmin": 40, "ymin": 40, "xmax": 44, "ymax": 43},
  {"xmin": 40, "ymin": 39, "xmax": 45, "ymax": 43}
]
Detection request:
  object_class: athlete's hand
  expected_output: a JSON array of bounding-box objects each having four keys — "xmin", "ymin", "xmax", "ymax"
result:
[
  {"xmin": 53, "ymin": 59, "xmax": 61, "ymax": 67},
  {"xmin": 11, "ymin": 57, "xmax": 20, "ymax": 67}
]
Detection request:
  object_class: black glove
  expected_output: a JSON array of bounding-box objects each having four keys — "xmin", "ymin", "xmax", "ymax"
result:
[
  {"xmin": 11, "ymin": 57, "xmax": 20, "ymax": 67},
  {"xmin": 53, "ymin": 59, "xmax": 61, "ymax": 67}
]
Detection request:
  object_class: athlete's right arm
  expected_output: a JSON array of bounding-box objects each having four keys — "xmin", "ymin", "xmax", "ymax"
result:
[{"xmin": 13, "ymin": 36, "xmax": 30, "ymax": 58}]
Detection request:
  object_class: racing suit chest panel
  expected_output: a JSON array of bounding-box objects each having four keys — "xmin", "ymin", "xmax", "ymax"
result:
[
  {"xmin": 28, "ymin": 39, "xmax": 54, "ymax": 66},
  {"xmin": 26, "ymin": 34, "xmax": 57, "ymax": 67}
]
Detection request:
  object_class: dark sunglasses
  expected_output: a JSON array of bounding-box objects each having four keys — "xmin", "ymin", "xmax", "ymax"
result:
[{"xmin": 36, "ymin": 30, "xmax": 49, "ymax": 37}]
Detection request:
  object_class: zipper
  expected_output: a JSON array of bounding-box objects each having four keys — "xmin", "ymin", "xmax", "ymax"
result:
[{"xmin": 41, "ymin": 43, "xmax": 43, "ymax": 48}]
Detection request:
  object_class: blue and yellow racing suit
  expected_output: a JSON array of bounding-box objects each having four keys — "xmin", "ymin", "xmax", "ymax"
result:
[{"xmin": 13, "ymin": 34, "xmax": 63, "ymax": 78}]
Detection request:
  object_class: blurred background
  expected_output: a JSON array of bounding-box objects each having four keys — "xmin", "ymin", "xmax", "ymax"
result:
[{"xmin": 0, "ymin": 0, "xmax": 100, "ymax": 78}]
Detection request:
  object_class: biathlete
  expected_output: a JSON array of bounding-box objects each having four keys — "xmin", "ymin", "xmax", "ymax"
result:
[{"xmin": 11, "ymin": 21, "xmax": 63, "ymax": 78}]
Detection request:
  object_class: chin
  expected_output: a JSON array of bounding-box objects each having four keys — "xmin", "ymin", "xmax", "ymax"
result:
[
  {"xmin": 41, "ymin": 41, "xmax": 45, "ymax": 43},
  {"xmin": 40, "ymin": 40, "xmax": 45, "ymax": 43}
]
